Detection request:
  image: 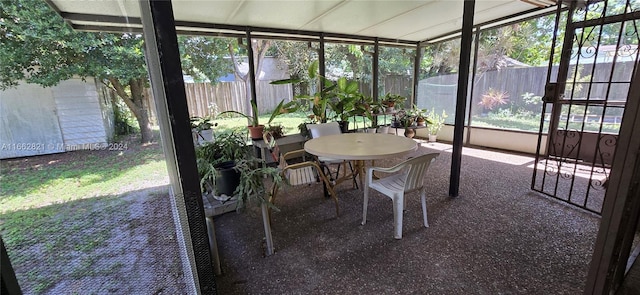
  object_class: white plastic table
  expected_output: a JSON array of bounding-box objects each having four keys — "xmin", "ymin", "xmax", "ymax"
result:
[{"xmin": 304, "ymin": 133, "xmax": 418, "ymax": 186}]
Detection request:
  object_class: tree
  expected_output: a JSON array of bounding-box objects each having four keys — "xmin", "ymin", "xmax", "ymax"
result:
[
  {"xmin": 1, "ymin": 0, "xmax": 154, "ymax": 142},
  {"xmin": 179, "ymin": 35, "xmax": 233, "ymax": 83},
  {"xmin": 230, "ymin": 38, "xmax": 271, "ymax": 116}
]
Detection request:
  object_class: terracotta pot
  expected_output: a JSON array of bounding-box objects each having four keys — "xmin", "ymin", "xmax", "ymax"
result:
[
  {"xmin": 404, "ymin": 128, "xmax": 415, "ymax": 138},
  {"xmin": 248, "ymin": 125, "xmax": 265, "ymax": 140}
]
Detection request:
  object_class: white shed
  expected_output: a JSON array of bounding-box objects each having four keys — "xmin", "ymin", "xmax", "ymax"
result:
[{"xmin": 0, "ymin": 77, "xmax": 114, "ymax": 159}]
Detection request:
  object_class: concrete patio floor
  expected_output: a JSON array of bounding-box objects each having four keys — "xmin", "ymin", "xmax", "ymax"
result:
[{"xmin": 212, "ymin": 141, "xmax": 601, "ymax": 294}]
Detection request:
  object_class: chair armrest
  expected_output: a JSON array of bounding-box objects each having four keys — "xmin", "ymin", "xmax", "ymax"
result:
[
  {"xmin": 366, "ymin": 160, "xmax": 410, "ymax": 185},
  {"xmin": 282, "ymin": 149, "xmax": 307, "ymax": 161},
  {"xmin": 367, "ymin": 163, "xmax": 406, "ymax": 175}
]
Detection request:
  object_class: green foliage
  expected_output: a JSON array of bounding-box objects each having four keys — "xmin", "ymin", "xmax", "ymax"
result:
[
  {"xmin": 426, "ymin": 108, "xmax": 447, "ymax": 135},
  {"xmin": 272, "ymin": 60, "xmax": 338, "ymax": 123},
  {"xmin": 267, "ymin": 99, "xmax": 299, "ymax": 126},
  {"xmin": 195, "ymin": 131, "xmax": 252, "ymax": 193},
  {"xmin": 271, "ymin": 40, "xmax": 318, "ymax": 83},
  {"xmin": 382, "ymin": 93, "xmax": 407, "ymax": 106},
  {"xmin": 113, "ymin": 100, "xmax": 139, "ymax": 136},
  {"xmin": 420, "ymin": 13, "xmax": 558, "ymax": 79},
  {"xmin": 219, "ymin": 101, "xmax": 261, "ymax": 126},
  {"xmin": 195, "ymin": 131, "xmax": 250, "ymax": 167},
  {"xmin": 233, "ymin": 158, "xmax": 283, "ymax": 210},
  {"xmin": 189, "ymin": 116, "xmax": 215, "ymax": 131},
  {"xmin": 330, "ymin": 77, "xmax": 360, "ymax": 122},
  {"xmin": 178, "ymin": 36, "xmax": 235, "ymax": 83}
]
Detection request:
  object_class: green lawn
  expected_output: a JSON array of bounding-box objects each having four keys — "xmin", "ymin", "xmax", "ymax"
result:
[
  {"xmin": 0, "ymin": 142, "xmax": 167, "ymax": 213},
  {"xmin": 212, "ymin": 111, "xmax": 384, "ymax": 136}
]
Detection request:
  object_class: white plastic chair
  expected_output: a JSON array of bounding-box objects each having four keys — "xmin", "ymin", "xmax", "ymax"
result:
[
  {"xmin": 306, "ymin": 122, "xmax": 358, "ymax": 189},
  {"xmin": 361, "ymin": 153, "xmax": 439, "ymax": 239}
]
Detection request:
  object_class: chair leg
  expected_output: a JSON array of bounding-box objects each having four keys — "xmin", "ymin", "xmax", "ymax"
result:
[
  {"xmin": 268, "ymin": 182, "xmax": 280, "ymax": 224},
  {"xmin": 421, "ymin": 189, "xmax": 429, "ymax": 228},
  {"xmin": 393, "ymin": 194, "xmax": 404, "ymax": 239},
  {"xmin": 347, "ymin": 161, "xmax": 358, "ymax": 189},
  {"xmin": 362, "ymin": 181, "xmax": 369, "ymax": 225},
  {"xmin": 321, "ymin": 165, "xmax": 332, "ymax": 198},
  {"xmin": 317, "ymin": 166, "xmax": 339, "ymax": 217}
]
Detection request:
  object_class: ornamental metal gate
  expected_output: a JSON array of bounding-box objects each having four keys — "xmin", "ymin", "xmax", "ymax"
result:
[{"xmin": 532, "ymin": 0, "xmax": 640, "ymax": 214}]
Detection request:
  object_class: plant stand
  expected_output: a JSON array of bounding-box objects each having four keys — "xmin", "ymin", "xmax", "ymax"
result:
[
  {"xmin": 261, "ymin": 203, "xmax": 275, "ymax": 256},
  {"xmin": 202, "ymin": 194, "xmax": 239, "ymax": 275}
]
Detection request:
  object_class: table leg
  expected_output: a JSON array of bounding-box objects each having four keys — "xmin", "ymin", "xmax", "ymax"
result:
[{"xmin": 356, "ymin": 160, "xmax": 365, "ymax": 189}]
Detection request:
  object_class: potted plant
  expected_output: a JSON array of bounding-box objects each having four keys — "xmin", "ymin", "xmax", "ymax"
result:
[
  {"xmin": 195, "ymin": 131, "xmax": 252, "ymax": 198},
  {"xmin": 381, "ymin": 93, "xmax": 406, "ymax": 113},
  {"xmin": 408, "ymin": 104, "xmax": 429, "ymax": 127},
  {"xmin": 298, "ymin": 120, "xmax": 313, "ymax": 139},
  {"xmin": 271, "ymin": 61, "xmax": 337, "ymax": 124},
  {"xmin": 365, "ymin": 99, "xmax": 389, "ymax": 133},
  {"xmin": 351, "ymin": 95, "xmax": 377, "ymax": 133},
  {"xmin": 264, "ymin": 124, "xmax": 284, "ymax": 139},
  {"xmin": 392, "ymin": 109, "xmax": 416, "ymax": 138},
  {"xmin": 426, "ymin": 108, "xmax": 447, "ymax": 142},
  {"xmin": 232, "ymin": 155, "xmax": 284, "ymax": 257},
  {"xmin": 219, "ymin": 101, "xmax": 264, "ymax": 140},
  {"xmin": 190, "ymin": 116, "xmax": 217, "ymax": 145},
  {"xmin": 330, "ymin": 77, "xmax": 360, "ymax": 132},
  {"xmin": 265, "ymin": 99, "xmax": 299, "ymax": 138}
]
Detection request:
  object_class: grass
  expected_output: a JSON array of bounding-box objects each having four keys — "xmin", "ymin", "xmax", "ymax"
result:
[
  {"xmin": 0, "ymin": 142, "xmax": 167, "ymax": 213},
  {"xmin": 212, "ymin": 111, "xmax": 387, "ymax": 135},
  {"xmin": 212, "ymin": 112, "xmax": 309, "ymax": 135},
  {"xmin": 0, "ymin": 136, "xmax": 169, "ymax": 294},
  {"xmin": 471, "ymin": 114, "xmax": 620, "ymax": 134}
]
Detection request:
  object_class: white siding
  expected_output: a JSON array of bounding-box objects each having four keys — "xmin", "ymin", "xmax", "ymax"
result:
[
  {"xmin": 53, "ymin": 79, "xmax": 108, "ymax": 148},
  {"xmin": 0, "ymin": 83, "xmax": 65, "ymax": 158}
]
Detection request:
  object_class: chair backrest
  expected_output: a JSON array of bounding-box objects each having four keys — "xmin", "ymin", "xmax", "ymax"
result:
[
  {"xmin": 307, "ymin": 122, "xmax": 341, "ymax": 139},
  {"xmin": 263, "ymin": 132, "xmax": 281, "ymax": 163},
  {"xmin": 263, "ymin": 131, "xmax": 318, "ymax": 186},
  {"xmin": 400, "ymin": 153, "xmax": 439, "ymax": 192}
]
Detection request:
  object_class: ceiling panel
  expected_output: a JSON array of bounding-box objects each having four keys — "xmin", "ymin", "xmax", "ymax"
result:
[
  {"xmin": 301, "ymin": 1, "xmax": 434, "ymax": 37},
  {"xmin": 53, "ymin": 0, "xmax": 140, "ymax": 18},
  {"xmin": 221, "ymin": 1, "xmax": 343, "ymax": 30},
  {"xmin": 47, "ymin": 0, "xmax": 549, "ymax": 42}
]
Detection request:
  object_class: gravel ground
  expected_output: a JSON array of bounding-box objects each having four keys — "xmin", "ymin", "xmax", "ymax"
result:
[
  {"xmin": 213, "ymin": 141, "xmax": 601, "ymax": 294},
  {"xmin": 8, "ymin": 187, "xmax": 188, "ymax": 295}
]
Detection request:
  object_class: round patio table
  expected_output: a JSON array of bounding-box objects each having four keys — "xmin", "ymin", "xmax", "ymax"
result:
[{"xmin": 304, "ymin": 133, "xmax": 418, "ymax": 186}]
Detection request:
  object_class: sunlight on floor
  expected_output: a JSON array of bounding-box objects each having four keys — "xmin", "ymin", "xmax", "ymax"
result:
[{"xmin": 419, "ymin": 141, "xmax": 535, "ymax": 166}]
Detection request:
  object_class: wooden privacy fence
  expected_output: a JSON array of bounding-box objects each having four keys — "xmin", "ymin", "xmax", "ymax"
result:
[
  {"xmin": 141, "ymin": 76, "xmax": 416, "ymax": 123},
  {"xmin": 144, "ymin": 81, "xmax": 293, "ymax": 122}
]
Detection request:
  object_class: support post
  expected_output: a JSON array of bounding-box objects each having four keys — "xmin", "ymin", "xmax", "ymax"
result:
[
  {"xmin": 139, "ymin": 0, "xmax": 216, "ymax": 293},
  {"xmin": 449, "ymin": 0, "xmax": 475, "ymax": 197}
]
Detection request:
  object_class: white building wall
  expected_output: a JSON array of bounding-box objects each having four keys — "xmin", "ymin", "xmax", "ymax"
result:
[
  {"xmin": 0, "ymin": 78, "xmax": 112, "ymax": 159},
  {"xmin": 52, "ymin": 79, "xmax": 108, "ymax": 148},
  {"xmin": 0, "ymin": 83, "xmax": 65, "ymax": 158}
]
